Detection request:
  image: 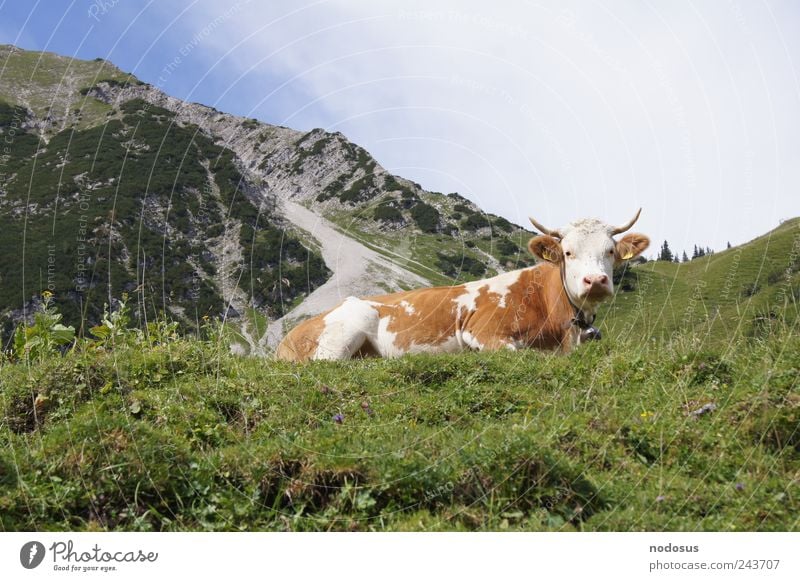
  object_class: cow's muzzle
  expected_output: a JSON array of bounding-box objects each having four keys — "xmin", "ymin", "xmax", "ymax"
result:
[
  {"xmin": 582, "ymin": 274, "xmax": 612, "ymax": 299},
  {"xmin": 580, "ymin": 326, "xmax": 602, "ymax": 343}
]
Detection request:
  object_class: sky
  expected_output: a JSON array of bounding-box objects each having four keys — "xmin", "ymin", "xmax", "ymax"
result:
[{"xmin": 1, "ymin": 0, "xmax": 799, "ymax": 257}]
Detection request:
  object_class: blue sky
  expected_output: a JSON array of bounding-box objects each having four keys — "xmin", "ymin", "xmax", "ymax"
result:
[{"xmin": 2, "ymin": 0, "xmax": 799, "ymax": 256}]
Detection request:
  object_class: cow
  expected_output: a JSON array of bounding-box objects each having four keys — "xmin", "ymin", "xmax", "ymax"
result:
[{"xmin": 276, "ymin": 209, "xmax": 649, "ymax": 361}]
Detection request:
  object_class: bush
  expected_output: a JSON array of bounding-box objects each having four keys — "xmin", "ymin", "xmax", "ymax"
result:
[
  {"xmin": 496, "ymin": 238, "xmax": 518, "ymax": 256},
  {"xmin": 436, "ymin": 252, "xmax": 486, "ymax": 278},
  {"xmin": 463, "ymin": 213, "xmax": 490, "ymax": 231},
  {"xmin": 410, "ymin": 202, "xmax": 440, "ymax": 233},
  {"xmin": 13, "ymin": 292, "xmax": 75, "ymax": 362},
  {"xmin": 373, "ymin": 205, "xmax": 404, "ymax": 223}
]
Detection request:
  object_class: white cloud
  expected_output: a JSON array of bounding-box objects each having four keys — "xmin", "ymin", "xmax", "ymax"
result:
[{"xmin": 174, "ymin": 0, "xmax": 800, "ymax": 254}]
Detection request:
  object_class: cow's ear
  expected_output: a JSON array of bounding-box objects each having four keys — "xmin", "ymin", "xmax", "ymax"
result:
[
  {"xmin": 528, "ymin": 235, "xmax": 563, "ymax": 263},
  {"xmin": 615, "ymin": 233, "xmax": 650, "ymax": 262}
]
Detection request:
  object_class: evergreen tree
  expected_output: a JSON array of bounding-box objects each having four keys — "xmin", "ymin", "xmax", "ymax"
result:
[
  {"xmin": 692, "ymin": 245, "xmax": 699, "ymax": 260},
  {"xmin": 658, "ymin": 240, "xmax": 674, "ymax": 262},
  {"xmin": 682, "ymin": 251, "xmax": 689, "ymax": 262},
  {"xmin": 727, "ymin": 241, "xmax": 732, "ymax": 249}
]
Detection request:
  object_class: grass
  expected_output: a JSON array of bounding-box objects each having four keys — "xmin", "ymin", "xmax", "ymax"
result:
[
  {"xmin": 1, "ymin": 216, "xmax": 796, "ymax": 532},
  {"xmin": 0, "ymin": 311, "xmax": 797, "ymax": 531},
  {"xmin": 605, "ymin": 217, "xmax": 800, "ymax": 343}
]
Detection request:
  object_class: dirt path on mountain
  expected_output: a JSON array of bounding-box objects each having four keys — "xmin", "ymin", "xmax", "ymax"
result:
[{"xmin": 262, "ymin": 200, "xmax": 430, "ymax": 351}]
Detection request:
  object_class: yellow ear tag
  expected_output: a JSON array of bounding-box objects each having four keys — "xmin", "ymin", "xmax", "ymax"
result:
[
  {"xmin": 543, "ymin": 249, "xmax": 555, "ymax": 262},
  {"xmin": 622, "ymin": 251, "xmax": 634, "ymax": 260}
]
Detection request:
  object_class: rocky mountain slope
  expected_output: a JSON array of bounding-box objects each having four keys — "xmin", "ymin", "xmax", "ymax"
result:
[{"xmin": 0, "ymin": 44, "xmax": 535, "ymax": 351}]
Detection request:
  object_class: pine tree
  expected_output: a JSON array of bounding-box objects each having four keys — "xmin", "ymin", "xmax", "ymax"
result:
[
  {"xmin": 658, "ymin": 240, "xmax": 674, "ymax": 262},
  {"xmin": 682, "ymin": 251, "xmax": 689, "ymax": 262},
  {"xmin": 692, "ymin": 245, "xmax": 698, "ymax": 260},
  {"xmin": 727, "ymin": 241, "xmax": 732, "ymax": 249}
]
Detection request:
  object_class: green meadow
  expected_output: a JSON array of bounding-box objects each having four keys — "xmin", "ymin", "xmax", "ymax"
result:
[{"xmin": 0, "ymin": 218, "xmax": 797, "ymax": 531}]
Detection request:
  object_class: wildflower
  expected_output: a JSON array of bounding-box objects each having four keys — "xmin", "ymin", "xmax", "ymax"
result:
[
  {"xmin": 640, "ymin": 411, "xmax": 654, "ymax": 420},
  {"xmin": 333, "ymin": 413, "xmax": 344, "ymax": 424},
  {"xmin": 735, "ymin": 483, "xmax": 745, "ymax": 491},
  {"xmin": 42, "ymin": 290, "xmax": 54, "ymax": 300},
  {"xmin": 656, "ymin": 495, "xmax": 666, "ymax": 503}
]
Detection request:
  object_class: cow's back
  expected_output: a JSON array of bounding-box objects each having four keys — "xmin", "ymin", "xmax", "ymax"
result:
[{"xmin": 274, "ymin": 263, "xmax": 575, "ymax": 361}]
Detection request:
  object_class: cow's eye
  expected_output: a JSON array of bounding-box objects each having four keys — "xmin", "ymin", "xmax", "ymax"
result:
[
  {"xmin": 608, "ymin": 249, "xmax": 614, "ymax": 255},
  {"xmin": 565, "ymin": 251, "xmax": 572, "ymax": 258}
]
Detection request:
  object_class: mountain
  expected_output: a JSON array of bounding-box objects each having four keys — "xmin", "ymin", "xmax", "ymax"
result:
[{"xmin": 0, "ymin": 45, "xmax": 535, "ymax": 351}]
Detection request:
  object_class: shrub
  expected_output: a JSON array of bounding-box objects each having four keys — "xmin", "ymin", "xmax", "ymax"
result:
[
  {"xmin": 13, "ymin": 292, "xmax": 75, "ymax": 362},
  {"xmin": 410, "ymin": 202, "xmax": 440, "ymax": 233},
  {"xmin": 436, "ymin": 252, "xmax": 486, "ymax": 278},
  {"xmin": 373, "ymin": 205, "xmax": 404, "ymax": 223},
  {"xmin": 462, "ymin": 213, "xmax": 490, "ymax": 231}
]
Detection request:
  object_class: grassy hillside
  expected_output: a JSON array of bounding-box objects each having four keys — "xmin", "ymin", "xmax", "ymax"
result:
[
  {"xmin": 325, "ymin": 190, "xmax": 536, "ymax": 288},
  {"xmin": 603, "ymin": 217, "xmax": 800, "ymax": 343},
  {"xmin": 0, "ymin": 290, "xmax": 796, "ymax": 532}
]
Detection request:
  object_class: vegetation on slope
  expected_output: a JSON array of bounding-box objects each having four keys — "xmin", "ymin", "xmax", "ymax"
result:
[
  {"xmin": 0, "ymin": 273, "xmax": 796, "ymax": 531},
  {"xmin": 605, "ymin": 217, "xmax": 800, "ymax": 342},
  {"xmin": 0, "ymin": 96, "xmax": 329, "ymax": 340},
  {"xmin": 0, "ymin": 44, "xmax": 142, "ymax": 131}
]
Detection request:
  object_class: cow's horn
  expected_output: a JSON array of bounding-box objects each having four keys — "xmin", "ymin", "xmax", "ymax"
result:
[
  {"xmin": 611, "ymin": 208, "xmax": 642, "ymax": 235},
  {"xmin": 529, "ymin": 216, "xmax": 562, "ymax": 238}
]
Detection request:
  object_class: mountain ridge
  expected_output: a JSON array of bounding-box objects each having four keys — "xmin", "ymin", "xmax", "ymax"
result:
[{"xmin": 0, "ymin": 44, "xmax": 536, "ymax": 351}]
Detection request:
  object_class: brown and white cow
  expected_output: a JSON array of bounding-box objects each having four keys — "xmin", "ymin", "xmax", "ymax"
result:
[{"xmin": 276, "ymin": 210, "xmax": 649, "ymax": 361}]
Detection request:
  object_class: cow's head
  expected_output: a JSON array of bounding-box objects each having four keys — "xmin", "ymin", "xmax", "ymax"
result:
[{"xmin": 527, "ymin": 209, "xmax": 650, "ymax": 315}]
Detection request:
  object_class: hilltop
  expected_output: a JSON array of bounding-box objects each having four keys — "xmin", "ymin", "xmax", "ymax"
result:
[{"xmin": 606, "ymin": 217, "xmax": 800, "ymax": 343}]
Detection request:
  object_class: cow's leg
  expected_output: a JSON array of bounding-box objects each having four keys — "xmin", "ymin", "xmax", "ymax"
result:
[
  {"xmin": 480, "ymin": 337, "xmax": 519, "ymax": 351},
  {"xmin": 314, "ymin": 297, "xmax": 380, "ymax": 360},
  {"xmin": 461, "ymin": 330, "xmax": 518, "ymax": 352}
]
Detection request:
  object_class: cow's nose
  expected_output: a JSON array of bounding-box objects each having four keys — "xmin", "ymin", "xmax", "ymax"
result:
[{"xmin": 583, "ymin": 274, "xmax": 608, "ymax": 287}]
